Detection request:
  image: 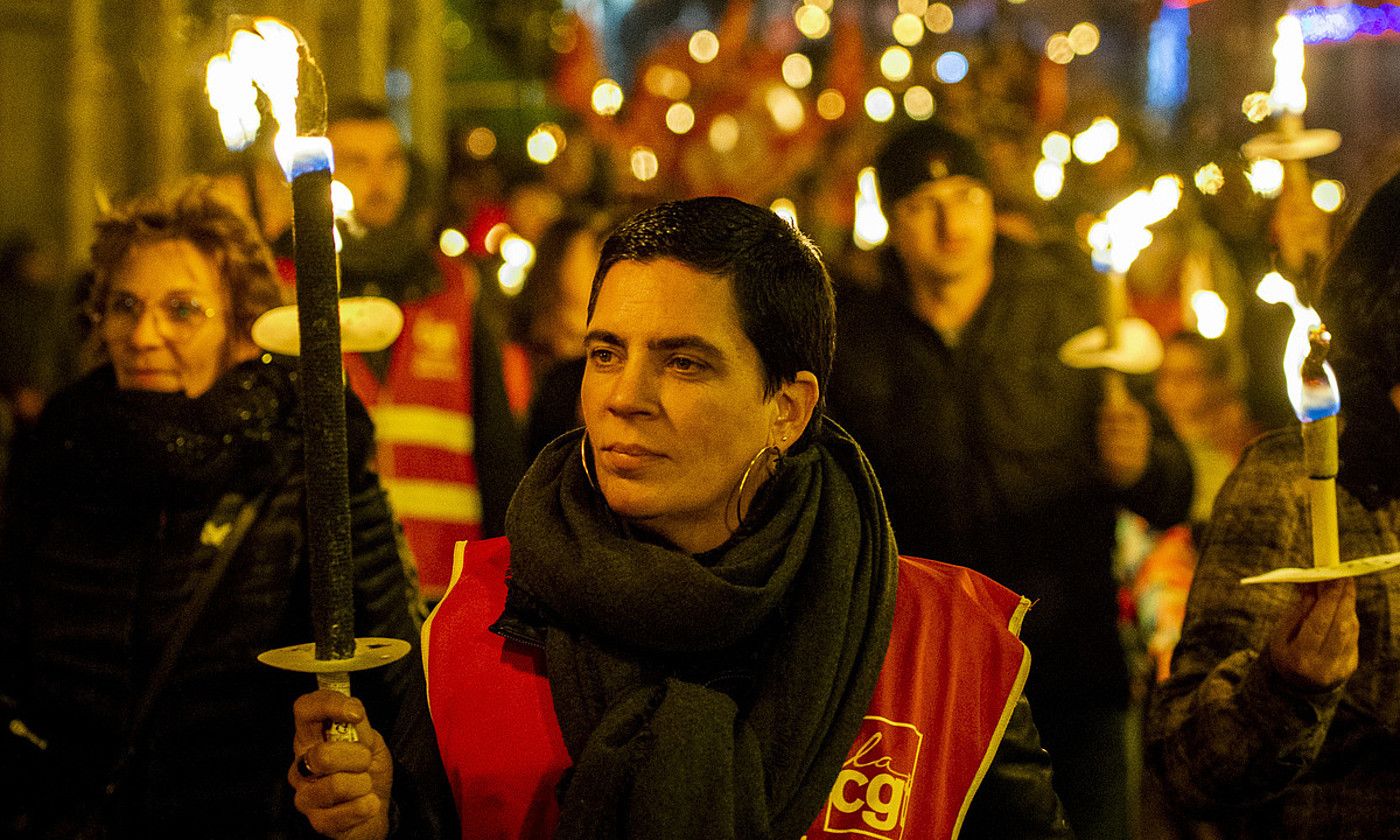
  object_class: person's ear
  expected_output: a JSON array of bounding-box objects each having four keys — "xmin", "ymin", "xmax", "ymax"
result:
[{"xmin": 772, "ymin": 371, "xmax": 820, "ymax": 452}]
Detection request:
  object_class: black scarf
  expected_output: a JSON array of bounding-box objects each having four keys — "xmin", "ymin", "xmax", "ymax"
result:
[{"xmin": 500, "ymin": 422, "xmax": 898, "ymax": 840}]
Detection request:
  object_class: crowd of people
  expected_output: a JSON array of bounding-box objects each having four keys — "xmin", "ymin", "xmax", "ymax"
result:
[{"xmin": 3, "ymin": 18, "xmax": 1400, "ymax": 840}]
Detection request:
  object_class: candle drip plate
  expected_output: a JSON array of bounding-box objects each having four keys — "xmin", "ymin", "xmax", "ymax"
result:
[
  {"xmin": 1240, "ymin": 552, "xmax": 1400, "ymax": 585},
  {"xmin": 1058, "ymin": 318, "xmax": 1164, "ymax": 374},
  {"xmin": 252, "ymin": 297, "xmax": 404, "ymax": 356}
]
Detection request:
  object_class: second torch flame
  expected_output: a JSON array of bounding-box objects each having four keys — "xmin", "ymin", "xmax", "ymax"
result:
[{"xmin": 1257, "ymin": 270, "xmax": 1340, "ymax": 567}]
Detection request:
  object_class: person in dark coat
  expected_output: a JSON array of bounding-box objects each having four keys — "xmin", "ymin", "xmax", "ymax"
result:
[
  {"xmin": 1148, "ymin": 167, "xmax": 1400, "ymax": 838},
  {"xmin": 827, "ymin": 122, "xmax": 1193, "ymax": 840},
  {"xmin": 0, "ymin": 180, "xmax": 455, "ymax": 838}
]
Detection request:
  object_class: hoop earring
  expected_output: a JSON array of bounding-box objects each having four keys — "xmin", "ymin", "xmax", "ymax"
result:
[
  {"xmin": 580, "ymin": 433, "xmax": 599, "ymax": 492},
  {"xmin": 731, "ymin": 445, "xmax": 781, "ymax": 533}
]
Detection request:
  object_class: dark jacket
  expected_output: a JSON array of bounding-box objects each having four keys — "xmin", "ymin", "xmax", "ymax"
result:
[
  {"xmin": 829, "ymin": 240, "xmax": 1193, "ymax": 709},
  {"xmin": 1149, "ymin": 429, "xmax": 1400, "ymax": 837},
  {"xmin": 0, "ymin": 358, "xmax": 455, "ymax": 839}
]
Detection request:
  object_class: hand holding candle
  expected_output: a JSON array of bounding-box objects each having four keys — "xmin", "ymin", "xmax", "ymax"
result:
[
  {"xmin": 1266, "ymin": 578, "xmax": 1358, "ymax": 691},
  {"xmin": 1098, "ymin": 374, "xmax": 1151, "ymax": 489}
]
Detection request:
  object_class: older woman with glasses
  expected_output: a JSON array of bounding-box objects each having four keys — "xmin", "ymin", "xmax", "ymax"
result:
[{"xmin": 0, "ymin": 180, "xmax": 455, "ymax": 838}]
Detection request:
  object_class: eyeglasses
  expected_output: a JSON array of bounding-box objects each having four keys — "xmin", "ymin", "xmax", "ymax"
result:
[{"xmin": 92, "ymin": 291, "xmax": 217, "ymax": 341}]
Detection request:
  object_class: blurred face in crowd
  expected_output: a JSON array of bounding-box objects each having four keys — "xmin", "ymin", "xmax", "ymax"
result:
[
  {"xmin": 581, "ymin": 258, "xmax": 812, "ymax": 553},
  {"xmin": 1155, "ymin": 340, "xmax": 1222, "ymax": 432},
  {"xmin": 102, "ymin": 239, "xmax": 254, "ymax": 398},
  {"xmin": 327, "ymin": 117, "xmax": 410, "ymax": 231},
  {"xmin": 546, "ymin": 230, "xmax": 602, "ymax": 358},
  {"xmin": 891, "ymin": 175, "xmax": 996, "ymax": 285}
]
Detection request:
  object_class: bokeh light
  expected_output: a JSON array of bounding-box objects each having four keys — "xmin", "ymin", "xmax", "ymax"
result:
[
  {"xmin": 770, "ymin": 197, "xmax": 799, "ymax": 227},
  {"xmin": 439, "ymin": 228, "xmax": 467, "ymax": 258},
  {"xmin": 816, "ymin": 89, "xmax": 846, "ymax": 120},
  {"xmin": 1046, "ymin": 33, "xmax": 1075, "ymax": 65},
  {"xmin": 1034, "ymin": 159, "xmax": 1065, "ymax": 200},
  {"xmin": 881, "ymin": 46, "xmax": 913, "ymax": 82},
  {"xmin": 689, "ymin": 30, "xmax": 719, "ymax": 64},
  {"xmin": 795, "ymin": 5, "xmax": 832, "ymax": 39},
  {"xmin": 1191, "ymin": 290, "xmax": 1229, "ymax": 339},
  {"xmin": 898, "ymin": 0, "xmax": 929, "ymax": 14},
  {"xmin": 1041, "ymin": 131, "xmax": 1072, "ymax": 164},
  {"xmin": 782, "ymin": 53, "xmax": 813, "ymax": 89},
  {"xmin": 709, "ymin": 114, "xmax": 740, "ymax": 152},
  {"xmin": 893, "ymin": 13, "xmax": 925, "ymax": 46},
  {"xmin": 643, "ymin": 64, "xmax": 691, "ymax": 100},
  {"xmin": 864, "ymin": 87, "xmax": 896, "ymax": 122},
  {"xmin": 904, "ymin": 85, "xmax": 935, "ymax": 120},
  {"xmin": 924, "ymin": 3, "xmax": 954, "ymax": 34},
  {"xmin": 666, "ymin": 101, "xmax": 696, "ymax": 134},
  {"xmin": 1312, "ymin": 179, "xmax": 1345, "ymax": 212},
  {"xmin": 1068, "ymin": 22, "xmax": 1101, "ymax": 55},
  {"xmin": 766, "ymin": 86, "xmax": 805, "ymax": 133},
  {"xmin": 590, "ymin": 79, "xmax": 623, "ymax": 116},
  {"xmin": 526, "ymin": 124, "xmax": 562, "ymax": 164},
  {"xmin": 331, "ymin": 180, "xmax": 354, "ymax": 219},
  {"xmin": 854, "ymin": 167, "xmax": 889, "ymax": 249},
  {"xmin": 465, "ymin": 127, "xmax": 496, "ymax": 159},
  {"xmin": 1194, "ymin": 163, "xmax": 1225, "ymax": 195},
  {"xmin": 935, "ymin": 51, "xmax": 969, "ymax": 83},
  {"xmin": 629, "ymin": 145, "xmax": 659, "ymax": 181},
  {"xmin": 1242, "ymin": 91, "xmax": 1273, "ymax": 124},
  {"xmin": 1245, "ymin": 158, "xmax": 1285, "ymax": 197},
  {"xmin": 1072, "ymin": 117, "xmax": 1119, "ymax": 165}
]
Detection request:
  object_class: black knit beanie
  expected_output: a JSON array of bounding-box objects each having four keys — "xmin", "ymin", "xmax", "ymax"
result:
[{"xmin": 874, "ymin": 122, "xmax": 989, "ymax": 212}]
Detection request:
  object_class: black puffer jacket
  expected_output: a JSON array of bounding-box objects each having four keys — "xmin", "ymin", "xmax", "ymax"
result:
[{"xmin": 0, "ymin": 357, "xmax": 456, "ymax": 839}]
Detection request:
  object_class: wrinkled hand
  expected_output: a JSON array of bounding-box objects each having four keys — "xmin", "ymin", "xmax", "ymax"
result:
[
  {"xmin": 289, "ymin": 690, "xmax": 393, "ymax": 840},
  {"xmin": 1098, "ymin": 377, "xmax": 1151, "ymax": 489},
  {"xmin": 1267, "ymin": 578, "xmax": 1359, "ymax": 693}
]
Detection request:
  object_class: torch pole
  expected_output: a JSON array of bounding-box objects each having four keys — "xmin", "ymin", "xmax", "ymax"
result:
[{"xmin": 289, "ymin": 148, "xmax": 358, "ymax": 738}]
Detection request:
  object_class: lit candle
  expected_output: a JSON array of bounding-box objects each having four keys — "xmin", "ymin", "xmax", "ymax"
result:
[{"xmin": 1256, "ymin": 271, "xmax": 1340, "ymax": 568}]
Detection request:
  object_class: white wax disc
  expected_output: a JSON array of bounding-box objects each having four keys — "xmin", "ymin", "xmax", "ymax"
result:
[
  {"xmin": 1058, "ymin": 318, "xmax": 1165, "ymax": 375},
  {"xmin": 1241, "ymin": 128, "xmax": 1342, "ymax": 162},
  {"xmin": 251, "ymin": 297, "xmax": 404, "ymax": 356},
  {"xmin": 1240, "ymin": 552, "xmax": 1400, "ymax": 585},
  {"xmin": 257, "ymin": 637, "xmax": 413, "ymax": 673}
]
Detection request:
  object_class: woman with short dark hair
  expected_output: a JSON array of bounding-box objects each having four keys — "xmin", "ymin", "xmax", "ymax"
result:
[{"xmin": 292, "ymin": 197, "xmax": 1070, "ymax": 840}]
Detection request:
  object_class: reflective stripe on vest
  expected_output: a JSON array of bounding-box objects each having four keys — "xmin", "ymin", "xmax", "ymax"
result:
[
  {"xmin": 370, "ymin": 404, "xmax": 475, "ymax": 455},
  {"xmin": 381, "ymin": 477, "xmax": 483, "ymax": 524}
]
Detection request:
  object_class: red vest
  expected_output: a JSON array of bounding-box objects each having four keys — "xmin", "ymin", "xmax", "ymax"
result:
[
  {"xmin": 423, "ymin": 538, "xmax": 1030, "ymax": 840},
  {"xmin": 342, "ymin": 255, "xmax": 481, "ymax": 599}
]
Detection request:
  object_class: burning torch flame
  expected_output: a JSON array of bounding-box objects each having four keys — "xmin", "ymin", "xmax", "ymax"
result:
[
  {"xmin": 206, "ymin": 19, "xmax": 307, "ymax": 179},
  {"xmin": 205, "ymin": 55, "xmax": 260, "ymax": 150},
  {"xmin": 853, "ymin": 167, "xmax": 889, "ymax": 250},
  {"xmin": 1256, "ymin": 271, "xmax": 1339, "ymax": 421},
  {"xmin": 1270, "ymin": 15, "xmax": 1307, "ymax": 116},
  {"xmin": 1090, "ymin": 175, "xmax": 1183, "ymax": 274}
]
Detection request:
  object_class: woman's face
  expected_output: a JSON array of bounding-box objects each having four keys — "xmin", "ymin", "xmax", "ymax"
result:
[
  {"xmin": 581, "ymin": 257, "xmax": 792, "ymax": 553},
  {"xmin": 102, "ymin": 239, "xmax": 247, "ymax": 398}
]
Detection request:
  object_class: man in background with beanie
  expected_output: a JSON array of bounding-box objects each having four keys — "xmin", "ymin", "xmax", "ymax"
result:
[{"xmin": 828, "ymin": 121, "xmax": 1192, "ymax": 840}]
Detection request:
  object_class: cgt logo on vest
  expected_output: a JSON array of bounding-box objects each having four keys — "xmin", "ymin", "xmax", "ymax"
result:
[{"xmin": 818, "ymin": 717, "xmax": 923, "ymax": 839}]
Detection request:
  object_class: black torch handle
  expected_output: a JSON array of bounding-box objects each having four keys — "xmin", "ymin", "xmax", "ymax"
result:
[{"xmin": 291, "ymin": 166, "xmax": 355, "ymax": 663}]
